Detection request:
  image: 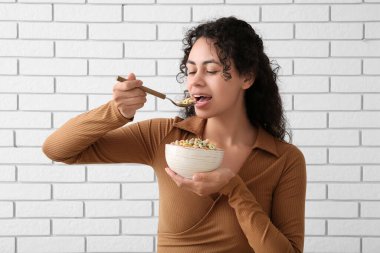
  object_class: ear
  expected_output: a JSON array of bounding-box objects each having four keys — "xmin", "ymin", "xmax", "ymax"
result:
[{"xmin": 241, "ymin": 74, "xmax": 255, "ymax": 90}]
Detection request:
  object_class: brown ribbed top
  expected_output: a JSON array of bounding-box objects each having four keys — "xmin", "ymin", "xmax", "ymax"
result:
[{"xmin": 43, "ymin": 100, "xmax": 306, "ymax": 253}]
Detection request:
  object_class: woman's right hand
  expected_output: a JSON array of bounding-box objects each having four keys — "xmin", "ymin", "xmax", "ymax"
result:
[{"xmin": 112, "ymin": 73, "xmax": 147, "ymax": 119}]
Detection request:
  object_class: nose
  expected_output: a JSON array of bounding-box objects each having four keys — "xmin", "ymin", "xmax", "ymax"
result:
[{"xmin": 187, "ymin": 71, "xmax": 206, "ymax": 89}]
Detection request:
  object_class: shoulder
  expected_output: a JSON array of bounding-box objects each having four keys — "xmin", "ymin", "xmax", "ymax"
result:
[{"xmin": 275, "ymin": 139, "xmax": 306, "ymax": 171}]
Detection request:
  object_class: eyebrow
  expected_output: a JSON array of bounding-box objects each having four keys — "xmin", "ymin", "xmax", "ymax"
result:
[{"xmin": 186, "ymin": 59, "xmax": 221, "ymax": 65}]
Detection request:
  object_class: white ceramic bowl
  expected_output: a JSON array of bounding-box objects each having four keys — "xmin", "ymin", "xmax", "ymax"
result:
[{"xmin": 165, "ymin": 144, "xmax": 224, "ymax": 179}]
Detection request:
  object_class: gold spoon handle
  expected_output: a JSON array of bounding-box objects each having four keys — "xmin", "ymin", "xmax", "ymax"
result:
[{"xmin": 117, "ymin": 76, "xmax": 166, "ymax": 100}]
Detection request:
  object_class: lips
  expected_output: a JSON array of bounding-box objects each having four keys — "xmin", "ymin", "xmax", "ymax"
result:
[{"xmin": 192, "ymin": 94, "xmax": 212, "ymax": 103}]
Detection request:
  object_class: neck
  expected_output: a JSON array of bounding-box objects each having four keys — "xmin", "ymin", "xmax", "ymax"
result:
[{"xmin": 203, "ymin": 103, "xmax": 256, "ymax": 149}]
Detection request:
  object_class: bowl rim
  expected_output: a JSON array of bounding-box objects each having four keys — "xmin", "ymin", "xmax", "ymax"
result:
[{"xmin": 165, "ymin": 143, "xmax": 224, "ymax": 152}]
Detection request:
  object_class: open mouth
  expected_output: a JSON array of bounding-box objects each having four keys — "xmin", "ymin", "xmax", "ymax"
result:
[{"xmin": 193, "ymin": 95, "xmax": 212, "ymax": 103}]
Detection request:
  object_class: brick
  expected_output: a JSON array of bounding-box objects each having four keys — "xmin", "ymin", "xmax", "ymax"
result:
[
  {"xmin": 332, "ymin": 4, "xmax": 380, "ymax": 21},
  {"xmin": 16, "ymin": 201, "xmax": 83, "ymax": 217},
  {"xmin": 54, "ymin": 4, "xmax": 121, "ymax": 22},
  {"xmin": 266, "ymin": 41, "xmax": 328, "ymax": 57},
  {"xmin": 19, "ymin": 94, "xmax": 87, "ymax": 111},
  {"xmin": 87, "ymin": 164, "xmax": 154, "ymax": 182},
  {"xmin": 0, "ymin": 40, "xmax": 53, "ymax": 57},
  {"xmin": 363, "ymin": 238, "xmax": 380, "ymax": 253},
  {"xmin": 281, "ymin": 94, "xmax": 293, "ymax": 111},
  {"xmin": 296, "ymin": 0, "xmax": 361, "ymax": 2},
  {"xmin": 329, "ymin": 183, "xmax": 380, "ymax": 200},
  {"xmin": 331, "ymin": 76, "xmax": 380, "ymax": 92},
  {"xmin": 332, "ymin": 41, "xmax": 380, "ymax": 57},
  {"xmin": 299, "ymin": 147, "xmax": 327, "ymax": 164},
  {"xmin": 87, "ymin": 236, "xmax": 154, "ymax": 252},
  {"xmin": 294, "ymin": 94, "xmax": 361, "ymax": 111},
  {"xmin": 0, "ymin": 202, "xmax": 13, "ymax": 217},
  {"xmin": 90, "ymin": 0, "xmax": 154, "ymax": 2},
  {"xmin": 294, "ymin": 59, "xmax": 361, "ymax": 75},
  {"xmin": 85, "ymin": 200, "xmax": 151, "ymax": 217},
  {"xmin": 0, "ymin": 112, "xmax": 50, "ymax": 129},
  {"xmin": 0, "ymin": 3, "xmax": 51, "ymax": 21},
  {"xmin": 307, "ymin": 165, "xmax": 361, "ymax": 182},
  {"xmin": 365, "ymin": 23, "xmax": 380, "ymax": 39},
  {"xmin": 0, "ymin": 219, "xmax": 49, "ymax": 236},
  {"xmin": 364, "ymin": 95, "xmax": 380, "ymax": 110},
  {"xmin": 18, "ymin": 165, "xmax": 85, "ymax": 182},
  {"xmin": 54, "ymin": 183, "xmax": 120, "ymax": 200},
  {"xmin": 160, "ymin": 0, "xmax": 222, "ymax": 2},
  {"xmin": 306, "ymin": 183, "xmax": 326, "ymax": 199},
  {"xmin": 0, "ymin": 148, "xmax": 51, "ymax": 164},
  {"xmin": 278, "ymin": 76, "xmax": 329, "ymax": 93},
  {"xmin": 21, "ymin": 0, "xmax": 84, "ymax": 2},
  {"xmin": 0, "ymin": 130, "xmax": 13, "ymax": 146},
  {"xmin": 296, "ymin": 23, "xmax": 363, "ymax": 39},
  {"xmin": 361, "ymin": 202, "xmax": 380, "ymax": 218},
  {"xmin": 364, "ymin": 59, "xmax": 380, "ymax": 74},
  {"xmin": 18, "ymin": 237, "xmax": 85, "ymax": 253},
  {"xmin": 20, "ymin": 59, "xmax": 87, "ymax": 76},
  {"xmin": 141, "ymin": 76, "xmax": 185, "ymax": 94},
  {"xmin": 0, "ymin": 22, "xmax": 16, "ymax": 38},
  {"xmin": 0, "ymin": 58, "xmax": 17, "ymax": 74},
  {"xmin": 293, "ymin": 130, "xmax": 359, "ymax": 146},
  {"xmin": 0, "ymin": 238, "xmax": 14, "ymax": 253},
  {"xmin": 89, "ymin": 59, "xmax": 155, "ymax": 76},
  {"xmin": 0, "ymin": 76, "xmax": 53, "ymax": 93},
  {"xmin": 193, "ymin": 5, "xmax": 259, "ymax": 22},
  {"xmin": 123, "ymin": 183, "xmax": 158, "ymax": 199},
  {"xmin": 330, "ymin": 112, "xmax": 380, "ymax": 128},
  {"xmin": 304, "ymin": 237, "xmax": 360, "ymax": 252},
  {"xmin": 154, "ymin": 200, "xmax": 159, "ymax": 216},
  {"xmin": 306, "ymin": 201, "xmax": 358, "ymax": 218},
  {"xmin": 285, "ymin": 112, "xmax": 327, "ymax": 128},
  {"xmin": 124, "ymin": 5, "xmax": 190, "ymax": 22},
  {"xmin": 56, "ymin": 76, "xmax": 114, "ymax": 94},
  {"xmin": 15, "ymin": 130, "xmax": 53, "ymax": 147},
  {"xmin": 122, "ymin": 218, "xmax": 158, "ymax": 234},
  {"xmin": 253, "ymin": 23, "xmax": 294, "ymax": 39},
  {"xmin": 330, "ymin": 148, "xmax": 380, "ymax": 164},
  {"xmin": 227, "ymin": 0, "xmax": 291, "ymax": 2},
  {"xmin": 329, "ymin": 219, "xmax": 380, "ymax": 236},
  {"xmin": 20, "ymin": 22, "xmax": 86, "ymax": 39},
  {"xmin": 363, "ymin": 166, "xmax": 380, "ymax": 181},
  {"xmin": 53, "ymin": 219, "xmax": 119, "ymax": 235},
  {"xmin": 305, "ymin": 219, "xmax": 325, "ymax": 235},
  {"xmin": 0, "ymin": 94, "xmax": 17, "ymax": 110},
  {"xmin": 157, "ymin": 59, "xmax": 182, "ymax": 76},
  {"xmin": 125, "ymin": 41, "xmax": 182, "ymax": 58},
  {"xmin": 0, "ymin": 184, "xmax": 50, "ymax": 200},
  {"xmin": 262, "ymin": 5, "xmax": 329, "ymax": 22},
  {"xmin": 0, "ymin": 166, "xmax": 15, "ymax": 181},
  {"xmin": 90, "ymin": 23, "xmax": 156, "ymax": 40},
  {"xmin": 56, "ymin": 41, "xmax": 123, "ymax": 58},
  {"xmin": 158, "ymin": 23, "xmax": 194, "ymax": 40},
  {"xmin": 275, "ymin": 59, "xmax": 293, "ymax": 76}
]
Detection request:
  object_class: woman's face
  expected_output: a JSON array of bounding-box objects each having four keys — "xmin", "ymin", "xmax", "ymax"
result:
[{"xmin": 186, "ymin": 37, "xmax": 249, "ymax": 119}]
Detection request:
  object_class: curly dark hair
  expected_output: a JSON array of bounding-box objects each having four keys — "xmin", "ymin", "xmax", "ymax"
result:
[{"xmin": 176, "ymin": 16, "xmax": 289, "ymax": 141}]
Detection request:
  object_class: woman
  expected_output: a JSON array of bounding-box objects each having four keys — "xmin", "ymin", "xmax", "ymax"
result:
[{"xmin": 43, "ymin": 17, "xmax": 306, "ymax": 253}]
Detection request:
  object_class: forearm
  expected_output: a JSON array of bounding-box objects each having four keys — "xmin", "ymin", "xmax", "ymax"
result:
[
  {"xmin": 220, "ymin": 176, "xmax": 303, "ymax": 253},
  {"xmin": 42, "ymin": 100, "xmax": 130, "ymax": 164}
]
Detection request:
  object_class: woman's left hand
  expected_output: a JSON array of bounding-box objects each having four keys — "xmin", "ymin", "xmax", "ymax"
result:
[{"xmin": 165, "ymin": 167, "xmax": 235, "ymax": 196}]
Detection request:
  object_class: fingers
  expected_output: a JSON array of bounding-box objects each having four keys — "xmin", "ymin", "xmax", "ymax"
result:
[{"xmin": 165, "ymin": 168, "xmax": 193, "ymax": 188}]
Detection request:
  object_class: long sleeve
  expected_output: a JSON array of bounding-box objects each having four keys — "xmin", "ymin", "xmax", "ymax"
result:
[
  {"xmin": 42, "ymin": 100, "xmax": 173, "ymax": 166},
  {"xmin": 219, "ymin": 147, "xmax": 306, "ymax": 253}
]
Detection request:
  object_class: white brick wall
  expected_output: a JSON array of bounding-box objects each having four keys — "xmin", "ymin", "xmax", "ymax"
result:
[{"xmin": 0, "ymin": 1, "xmax": 379, "ymax": 253}]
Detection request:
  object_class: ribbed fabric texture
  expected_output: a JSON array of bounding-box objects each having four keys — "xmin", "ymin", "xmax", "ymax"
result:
[{"xmin": 43, "ymin": 100, "xmax": 306, "ymax": 253}]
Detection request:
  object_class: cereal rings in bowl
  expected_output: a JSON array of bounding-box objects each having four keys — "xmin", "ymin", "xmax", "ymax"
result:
[{"xmin": 165, "ymin": 138, "xmax": 224, "ymax": 179}]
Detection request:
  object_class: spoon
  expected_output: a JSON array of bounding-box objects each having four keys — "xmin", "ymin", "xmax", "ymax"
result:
[{"xmin": 117, "ymin": 76, "xmax": 195, "ymax": 108}]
